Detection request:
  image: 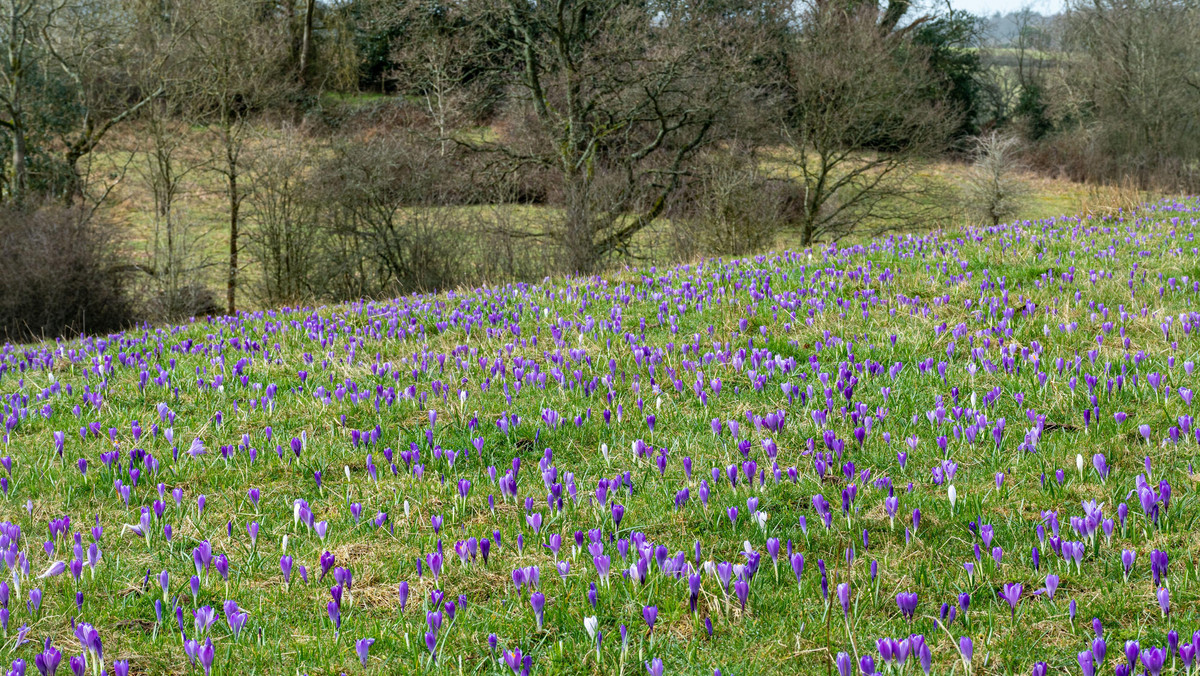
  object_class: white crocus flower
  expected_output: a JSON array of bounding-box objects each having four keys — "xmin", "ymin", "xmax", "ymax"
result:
[{"xmin": 584, "ymin": 616, "xmax": 598, "ymax": 640}]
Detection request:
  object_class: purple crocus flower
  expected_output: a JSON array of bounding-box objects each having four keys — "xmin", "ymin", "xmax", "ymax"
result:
[
  {"xmin": 503, "ymin": 648, "xmax": 524, "ymax": 674},
  {"xmin": 530, "ymin": 592, "xmax": 545, "ymax": 630},
  {"xmin": 1078, "ymin": 650, "xmax": 1094, "ymax": 676},
  {"xmin": 356, "ymin": 638, "xmax": 374, "ymax": 667},
  {"xmin": 959, "ymin": 636, "xmax": 973, "ymax": 664},
  {"xmin": 424, "ymin": 632, "xmax": 437, "ymax": 660},
  {"xmin": 837, "ymin": 582, "xmax": 851, "ymax": 617},
  {"xmin": 642, "ymin": 605, "xmax": 657, "ymax": 632},
  {"xmin": 1124, "ymin": 641, "xmax": 1140, "ymax": 672},
  {"xmin": 836, "ymin": 652, "xmax": 852, "ymax": 676},
  {"xmin": 35, "ymin": 646, "xmax": 62, "ymax": 676},
  {"xmin": 1042, "ymin": 574, "xmax": 1059, "ymax": 600},
  {"xmin": 37, "ymin": 562, "xmax": 65, "ymax": 579},
  {"xmin": 1150, "ymin": 549, "xmax": 1168, "ymax": 585},
  {"xmin": 327, "ymin": 601, "xmax": 340, "ymax": 631},
  {"xmin": 918, "ymin": 638, "xmax": 932, "ymax": 674},
  {"xmin": 1181, "ymin": 643, "xmax": 1197, "ymax": 672},
  {"xmin": 1140, "ymin": 646, "xmax": 1166, "ymax": 676},
  {"xmin": 612, "ymin": 504, "xmax": 625, "ymax": 528},
  {"xmin": 1000, "ymin": 583, "xmax": 1023, "ymax": 618},
  {"xmin": 319, "ymin": 551, "xmax": 335, "ymax": 581},
  {"xmin": 224, "ymin": 600, "xmax": 248, "ymax": 638},
  {"xmin": 766, "ymin": 538, "xmax": 781, "ymax": 571},
  {"xmin": 896, "ymin": 592, "xmax": 918, "ymax": 620},
  {"xmin": 790, "ymin": 553, "xmax": 804, "ymax": 589},
  {"xmin": 198, "ymin": 638, "xmax": 215, "ymax": 676},
  {"xmin": 1121, "ymin": 550, "xmax": 1136, "ymax": 580},
  {"xmin": 734, "ymin": 578, "xmax": 749, "ymax": 610}
]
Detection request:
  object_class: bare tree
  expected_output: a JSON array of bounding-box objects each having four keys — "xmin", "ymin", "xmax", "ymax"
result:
[
  {"xmin": 116, "ymin": 0, "xmax": 217, "ymax": 318},
  {"xmin": 465, "ymin": 0, "xmax": 758, "ymax": 273},
  {"xmin": 40, "ymin": 0, "xmax": 165, "ymax": 202},
  {"xmin": 138, "ymin": 109, "xmax": 222, "ymax": 319},
  {"xmin": 181, "ymin": 0, "xmax": 296, "ymax": 314},
  {"xmin": 778, "ymin": 1, "xmax": 956, "ymax": 245},
  {"xmin": 245, "ymin": 127, "xmax": 322, "ymax": 304},
  {"xmin": 1060, "ymin": 0, "xmax": 1200, "ymax": 188},
  {"xmin": 298, "ymin": 0, "xmax": 316, "ymax": 85},
  {"xmin": 961, "ymin": 131, "xmax": 1029, "ymax": 226},
  {"xmin": 394, "ymin": 26, "xmax": 477, "ymax": 155},
  {"xmin": 0, "ymin": 0, "xmax": 168, "ymax": 204},
  {"xmin": 0, "ymin": 0, "xmax": 47, "ymax": 202},
  {"xmin": 1014, "ymin": 9, "xmax": 1053, "ymax": 79}
]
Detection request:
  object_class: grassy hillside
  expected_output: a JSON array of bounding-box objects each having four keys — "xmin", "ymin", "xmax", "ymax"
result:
[{"xmin": 0, "ymin": 196, "xmax": 1195, "ymax": 673}]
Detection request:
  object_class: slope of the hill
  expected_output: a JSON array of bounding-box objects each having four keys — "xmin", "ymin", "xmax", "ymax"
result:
[{"xmin": 0, "ymin": 200, "xmax": 1197, "ymax": 674}]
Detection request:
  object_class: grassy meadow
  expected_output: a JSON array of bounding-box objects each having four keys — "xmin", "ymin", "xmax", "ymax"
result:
[{"xmin": 0, "ymin": 189, "xmax": 1196, "ymax": 674}]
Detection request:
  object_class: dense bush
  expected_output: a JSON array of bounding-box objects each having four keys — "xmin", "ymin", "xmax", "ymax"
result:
[
  {"xmin": 668, "ymin": 151, "xmax": 793, "ymax": 259},
  {"xmin": 244, "ymin": 130, "xmax": 557, "ymax": 303},
  {"xmin": 0, "ymin": 205, "xmax": 135, "ymax": 341}
]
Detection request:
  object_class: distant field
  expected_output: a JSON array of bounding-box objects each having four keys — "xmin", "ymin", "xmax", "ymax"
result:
[{"xmin": 91, "ymin": 115, "xmax": 1140, "ymax": 311}]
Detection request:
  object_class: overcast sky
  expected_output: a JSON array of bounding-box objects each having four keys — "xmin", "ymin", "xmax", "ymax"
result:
[{"xmin": 947, "ymin": 0, "xmax": 1064, "ymax": 16}]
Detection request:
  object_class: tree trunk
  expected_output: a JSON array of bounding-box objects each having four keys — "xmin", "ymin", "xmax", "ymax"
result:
[
  {"xmin": 63, "ymin": 145, "xmax": 88, "ymax": 205},
  {"xmin": 10, "ymin": 122, "xmax": 26, "ymax": 204},
  {"xmin": 799, "ymin": 182, "xmax": 817, "ymax": 246},
  {"xmin": 227, "ymin": 166, "xmax": 239, "ymax": 315},
  {"xmin": 562, "ymin": 176, "xmax": 596, "ymax": 274},
  {"xmin": 223, "ymin": 120, "xmax": 240, "ymax": 315},
  {"xmin": 298, "ymin": 0, "xmax": 315, "ymax": 86}
]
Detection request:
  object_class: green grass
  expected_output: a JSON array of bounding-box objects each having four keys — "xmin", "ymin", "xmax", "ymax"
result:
[{"xmin": 13, "ymin": 181, "xmax": 1197, "ymax": 674}]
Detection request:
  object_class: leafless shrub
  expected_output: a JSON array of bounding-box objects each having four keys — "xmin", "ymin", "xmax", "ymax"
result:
[
  {"xmin": 141, "ymin": 283, "xmax": 223, "ymax": 321},
  {"xmin": 245, "ymin": 129, "xmax": 323, "ymax": 305},
  {"xmin": 961, "ymin": 131, "xmax": 1030, "ymax": 226},
  {"xmin": 0, "ymin": 204, "xmax": 134, "ymax": 340},
  {"xmin": 669, "ymin": 150, "xmax": 788, "ymax": 259},
  {"xmin": 311, "ymin": 133, "xmax": 468, "ymax": 297}
]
